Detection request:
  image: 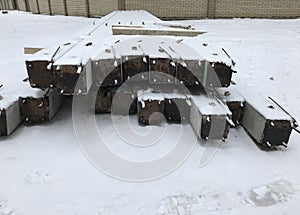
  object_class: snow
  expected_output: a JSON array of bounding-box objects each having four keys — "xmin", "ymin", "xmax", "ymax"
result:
[
  {"xmin": 0, "ymin": 78, "xmax": 44, "ymax": 110},
  {"xmin": 137, "ymin": 89, "xmax": 165, "ymax": 108},
  {"xmin": 215, "ymin": 86, "xmax": 245, "ymax": 104},
  {"xmin": 0, "ymin": 11, "xmax": 300, "ymax": 215},
  {"xmin": 190, "ymin": 94, "xmax": 232, "ymax": 116},
  {"xmin": 93, "ymin": 36, "xmax": 208, "ymax": 76}
]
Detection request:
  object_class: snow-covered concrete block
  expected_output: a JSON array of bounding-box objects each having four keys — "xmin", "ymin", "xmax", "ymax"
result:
[
  {"xmin": 53, "ymin": 60, "xmax": 93, "ymax": 95},
  {"xmin": 111, "ymin": 86, "xmax": 137, "ymax": 115},
  {"xmin": 0, "ymin": 100, "xmax": 22, "ymax": 136},
  {"xmin": 25, "ymin": 47, "xmax": 57, "ymax": 89},
  {"xmin": 234, "ymin": 86, "xmax": 293, "ymax": 149},
  {"xmin": 89, "ymin": 85, "xmax": 114, "ymax": 114},
  {"xmin": 93, "ymin": 58, "xmax": 122, "ymax": 86},
  {"xmin": 19, "ymin": 89, "xmax": 64, "ymax": 124},
  {"xmin": 211, "ymin": 62, "xmax": 235, "ymax": 87},
  {"xmin": 137, "ymin": 89, "xmax": 165, "ymax": 125},
  {"xmin": 164, "ymin": 92, "xmax": 191, "ymax": 123},
  {"xmin": 189, "ymin": 95, "xmax": 232, "ymax": 140},
  {"xmin": 26, "ymin": 60, "xmax": 54, "ymax": 89},
  {"xmin": 26, "ymin": 43, "xmax": 83, "ymax": 90},
  {"xmin": 112, "ymin": 26, "xmax": 206, "ymax": 37},
  {"xmin": 215, "ymin": 87, "xmax": 245, "ymax": 125},
  {"xmin": 92, "ymin": 49, "xmax": 122, "ymax": 87},
  {"xmin": 122, "ymin": 55, "xmax": 149, "ymax": 82},
  {"xmin": 176, "ymin": 60, "xmax": 205, "ymax": 86},
  {"xmin": 149, "ymin": 58, "xmax": 176, "ymax": 84}
]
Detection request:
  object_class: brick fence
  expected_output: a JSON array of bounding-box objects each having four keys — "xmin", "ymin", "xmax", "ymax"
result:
[{"xmin": 1, "ymin": 0, "xmax": 300, "ymax": 19}]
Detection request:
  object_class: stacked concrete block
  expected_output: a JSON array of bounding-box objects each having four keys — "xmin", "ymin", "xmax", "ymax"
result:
[
  {"xmin": 53, "ymin": 60, "xmax": 93, "ymax": 95},
  {"xmin": 93, "ymin": 58, "xmax": 122, "ymax": 87},
  {"xmin": 149, "ymin": 58, "xmax": 177, "ymax": 84},
  {"xmin": 19, "ymin": 89, "xmax": 64, "ymax": 124},
  {"xmin": 189, "ymin": 94, "xmax": 232, "ymax": 140},
  {"xmin": 211, "ymin": 62, "xmax": 234, "ymax": 88},
  {"xmin": 89, "ymin": 85, "xmax": 114, "ymax": 114},
  {"xmin": 0, "ymin": 101, "xmax": 22, "ymax": 136},
  {"xmin": 176, "ymin": 60, "xmax": 204, "ymax": 86},
  {"xmin": 111, "ymin": 85, "xmax": 137, "ymax": 115},
  {"xmin": 122, "ymin": 55, "xmax": 149, "ymax": 82},
  {"xmin": 164, "ymin": 92, "xmax": 191, "ymax": 123},
  {"xmin": 215, "ymin": 87, "xmax": 245, "ymax": 125},
  {"xmin": 235, "ymin": 85, "xmax": 294, "ymax": 149},
  {"xmin": 137, "ymin": 90, "xmax": 165, "ymax": 126}
]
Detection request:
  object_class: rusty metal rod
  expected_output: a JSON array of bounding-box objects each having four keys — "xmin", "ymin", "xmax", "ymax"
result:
[{"xmin": 268, "ymin": 96, "xmax": 300, "ymax": 133}]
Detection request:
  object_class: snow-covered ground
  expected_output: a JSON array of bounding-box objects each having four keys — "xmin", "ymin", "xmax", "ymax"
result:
[{"xmin": 0, "ymin": 11, "xmax": 300, "ymax": 215}]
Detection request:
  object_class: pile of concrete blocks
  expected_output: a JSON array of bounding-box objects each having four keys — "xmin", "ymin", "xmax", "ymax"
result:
[
  {"xmin": 1, "ymin": 10, "xmax": 298, "ymax": 151},
  {"xmin": 0, "ymin": 83, "xmax": 64, "ymax": 136}
]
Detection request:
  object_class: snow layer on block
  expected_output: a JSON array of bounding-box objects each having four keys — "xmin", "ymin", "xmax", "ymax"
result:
[
  {"xmin": 215, "ymin": 86, "xmax": 245, "ymax": 103},
  {"xmin": 55, "ymin": 11, "xmax": 161, "ymax": 66},
  {"xmin": 137, "ymin": 89, "xmax": 165, "ymax": 102},
  {"xmin": 164, "ymin": 92, "xmax": 192, "ymax": 108},
  {"xmin": 93, "ymin": 36, "xmax": 206, "ymax": 62},
  {"xmin": 137, "ymin": 89, "xmax": 165, "ymax": 108},
  {"xmin": 137, "ymin": 89, "xmax": 165, "ymax": 101},
  {"xmin": 232, "ymin": 85, "xmax": 292, "ymax": 121},
  {"xmin": 184, "ymin": 37, "xmax": 235, "ymax": 68},
  {"xmin": 163, "ymin": 92, "xmax": 188, "ymax": 100},
  {"xmin": 189, "ymin": 94, "xmax": 231, "ymax": 116},
  {"xmin": 25, "ymin": 46, "xmax": 61, "ymax": 62},
  {"xmin": 0, "ymin": 81, "xmax": 45, "ymax": 110},
  {"xmin": 105, "ymin": 10, "xmax": 161, "ymax": 26},
  {"xmin": 26, "ymin": 12, "xmax": 119, "ymax": 63}
]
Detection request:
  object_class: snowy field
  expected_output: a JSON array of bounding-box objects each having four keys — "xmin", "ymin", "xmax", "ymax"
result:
[{"xmin": 0, "ymin": 11, "xmax": 300, "ymax": 215}]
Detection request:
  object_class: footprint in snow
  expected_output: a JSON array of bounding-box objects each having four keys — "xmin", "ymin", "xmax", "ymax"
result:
[
  {"xmin": 0, "ymin": 197, "xmax": 17, "ymax": 215},
  {"xmin": 156, "ymin": 179, "xmax": 296, "ymax": 214},
  {"xmin": 24, "ymin": 171, "xmax": 50, "ymax": 185}
]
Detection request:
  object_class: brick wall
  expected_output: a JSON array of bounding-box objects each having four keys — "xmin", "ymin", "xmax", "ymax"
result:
[
  {"xmin": 66, "ymin": 0, "xmax": 87, "ymax": 16},
  {"xmin": 6, "ymin": 0, "xmax": 300, "ymax": 19},
  {"xmin": 17, "ymin": 0, "xmax": 27, "ymax": 11},
  {"xmin": 1, "ymin": 0, "xmax": 15, "ymax": 10},
  {"xmin": 125, "ymin": 0, "xmax": 208, "ymax": 19},
  {"xmin": 215, "ymin": 0, "xmax": 300, "ymax": 18},
  {"xmin": 89, "ymin": 0, "xmax": 118, "ymax": 17}
]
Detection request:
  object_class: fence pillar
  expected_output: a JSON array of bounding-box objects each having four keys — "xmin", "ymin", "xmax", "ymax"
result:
[
  {"xmin": 63, "ymin": 0, "xmax": 67, "ymax": 15},
  {"xmin": 3, "ymin": 0, "xmax": 7, "ymax": 9},
  {"xmin": 85, "ymin": 0, "xmax": 90, "ymax": 17},
  {"xmin": 36, "ymin": 0, "xmax": 40, "ymax": 13},
  {"xmin": 47, "ymin": 0, "xmax": 52, "ymax": 14},
  {"xmin": 118, "ymin": 0, "xmax": 125, "ymax": 10},
  {"xmin": 25, "ymin": 0, "xmax": 30, "ymax": 11},
  {"xmin": 12, "ymin": 0, "xmax": 17, "ymax": 9},
  {"xmin": 207, "ymin": 0, "xmax": 216, "ymax": 18}
]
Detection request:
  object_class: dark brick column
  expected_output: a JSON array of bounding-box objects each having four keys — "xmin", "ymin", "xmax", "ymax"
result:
[
  {"xmin": 207, "ymin": 0, "xmax": 216, "ymax": 18},
  {"xmin": 118, "ymin": 0, "xmax": 125, "ymax": 10}
]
